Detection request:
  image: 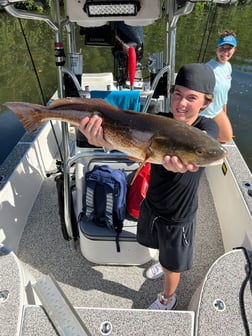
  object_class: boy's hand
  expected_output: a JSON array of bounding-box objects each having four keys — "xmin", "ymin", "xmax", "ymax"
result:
[{"xmin": 162, "ymin": 155, "xmax": 199, "ymax": 173}]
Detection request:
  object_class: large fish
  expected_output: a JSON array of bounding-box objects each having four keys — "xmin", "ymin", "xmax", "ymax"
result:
[{"xmin": 4, "ymin": 97, "xmax": 227, "ymax": 166}]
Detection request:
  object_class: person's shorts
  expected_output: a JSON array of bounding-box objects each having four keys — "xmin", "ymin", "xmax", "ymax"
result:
[{"xmin": 137, "ymin": 200, "xmax": 196, "ymax": 272}]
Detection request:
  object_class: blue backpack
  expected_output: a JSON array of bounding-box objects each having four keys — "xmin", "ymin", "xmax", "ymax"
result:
[{"xmin": 83, "ymin": 165, "xmax": 127, "ymax": 252}]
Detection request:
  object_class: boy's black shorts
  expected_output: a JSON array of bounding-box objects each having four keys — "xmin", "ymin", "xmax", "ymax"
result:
[{"xmin": 137, "ymin": 200, "xmax": 196, "ymax": 272}]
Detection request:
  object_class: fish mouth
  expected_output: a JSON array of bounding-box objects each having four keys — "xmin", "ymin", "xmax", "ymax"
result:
[{"xmin": 197, "ymin": 158, "xmax": 225, "ymax": 167}]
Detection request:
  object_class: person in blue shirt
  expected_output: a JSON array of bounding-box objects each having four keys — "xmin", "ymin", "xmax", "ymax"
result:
[
  {"xmin": 79, "ymin": 63, "xmax": 218, "ymax": 310},
  {"xmin": 200, "ymin": 30, "xmax": 237, "ymax": 143}
]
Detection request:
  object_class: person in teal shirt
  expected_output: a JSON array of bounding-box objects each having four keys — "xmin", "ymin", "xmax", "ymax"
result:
[{"xmin": 201, "ymin": 30, "xmax": 237, "ymax": 143}]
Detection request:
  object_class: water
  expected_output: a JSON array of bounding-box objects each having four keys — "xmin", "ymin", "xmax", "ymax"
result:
[
  {"xmin": 0, "ymin": 3, "xmax": 251, "ymax": 170},
  {"xmin": 228, "ymin": 69, "xmax": 252, "ymax": 167},
  {"xmin": 0, "ymin": 111, "xmax": 24, "ymax": 161}
]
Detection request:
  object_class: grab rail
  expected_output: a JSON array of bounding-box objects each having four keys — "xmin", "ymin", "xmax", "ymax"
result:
[
  {"xmin": 141, "ymin": 65, "xmax": 169, "ymax": 113},
  {"xmin": 3, "ymin": 3, "xmax": 59, "ymax": 31}
]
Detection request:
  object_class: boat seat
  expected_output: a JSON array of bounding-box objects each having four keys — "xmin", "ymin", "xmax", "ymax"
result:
[
  {"xmin": 79, "ymin": 217, "xmax": 138, "ymax": 241},
  {"xmin": 75, "ymin": 150, "xmax": 156, "ymax": 265},
  {"xmin": 81, "ymin": 72, "xmax": 116, "ymax": 91}
]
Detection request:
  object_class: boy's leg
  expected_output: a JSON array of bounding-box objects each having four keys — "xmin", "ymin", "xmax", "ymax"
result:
[
  {"xmin": 148, "ymin": 267, "xmax": 179, "ymax": 310},
  {"xmin": 163, "ymin": 268, "xmax": 180, "ymax": 298}
]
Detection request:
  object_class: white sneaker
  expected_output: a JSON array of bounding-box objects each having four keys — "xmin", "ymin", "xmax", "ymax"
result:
[
  {"xmin": 146, "ymin": 262, "xmax": 164, "ymax": 280},
  {"xmin": 148, "ymin": 293, "xmax": 177, "ymax": 310}
]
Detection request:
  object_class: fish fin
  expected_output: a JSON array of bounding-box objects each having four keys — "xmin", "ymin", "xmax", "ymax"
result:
[
  {"xmin": 49, "ymin": 97, "xmax": 76, "ymax": 107},
  {"xmin": 49, "ymin": 97, "xmax": 119, "ymax": 112},
  {"xmin": 4, "ymin": 102, "xmax": 44, "ymax": 133},
  {"xmin": 50, "ymin": 97, "xmax": 103, "ymax": 106},
  {"xmin": 130, "ymin": 161, "xmax": 147, "ymax": 185},
  {"xmin": 128, "ymin": 156, "xmax": 141, "ymax": 161},
  {"xmin": 13, "ymin": 111, "xmax": 43, "ymax": 133}
]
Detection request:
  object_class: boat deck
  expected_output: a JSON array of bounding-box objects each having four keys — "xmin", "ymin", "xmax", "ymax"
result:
[
  {"xmin": 17, "ymin": 168, "xmax": 224, "ymax": 312},
  {"xmin": 1, "ymin": 141, "xmax": 252, "ymax": 335}
]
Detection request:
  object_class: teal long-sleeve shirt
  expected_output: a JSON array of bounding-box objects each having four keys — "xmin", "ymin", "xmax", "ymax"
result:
[{"xmin": 201, "ymin": 58, "xmax": 232, "ymax": 118}]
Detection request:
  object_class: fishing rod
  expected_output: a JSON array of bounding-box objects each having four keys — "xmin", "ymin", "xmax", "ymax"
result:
[
  {"xmin": 197, "ymin": 3, "xmax": 217, "ymax": 63},
  {"xmin": 17, "ymin": 17, "xmax": 64, "ymax": 165}
]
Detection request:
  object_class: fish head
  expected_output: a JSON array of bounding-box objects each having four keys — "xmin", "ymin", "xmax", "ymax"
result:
[
  {"xmin": 174, "ymin": 142, "xmax": 227, "ymax": 166},
  {"xmin": 149, "ymin": 128, "xmax": 227, "ymax": 166}
]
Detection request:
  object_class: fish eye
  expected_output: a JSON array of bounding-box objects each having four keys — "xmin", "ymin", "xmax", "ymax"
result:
[{"xmin": 195, "ymin": 148, "xmax": 206, "ymax": 156}]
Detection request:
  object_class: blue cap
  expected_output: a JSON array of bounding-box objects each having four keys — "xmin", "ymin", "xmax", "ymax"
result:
[{"xmin": 217, "ymin": 35, "xmax": 237, "ymax": 47}]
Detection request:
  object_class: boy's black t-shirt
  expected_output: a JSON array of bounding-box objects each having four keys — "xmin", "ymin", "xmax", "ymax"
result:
[{"xmin": 146, "ymin": 112, "xmax": 219, "ymax": 221}]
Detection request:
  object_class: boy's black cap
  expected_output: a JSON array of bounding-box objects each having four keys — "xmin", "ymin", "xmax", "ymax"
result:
[{"xmin": 175, "ymin": 63, "xmax": 215, "ymax": 94}]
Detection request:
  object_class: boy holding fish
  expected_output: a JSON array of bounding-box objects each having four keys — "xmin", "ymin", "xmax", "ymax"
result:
[{"xmin": 79, "ymin": 63, "xmax": 219, "ymax": 310}]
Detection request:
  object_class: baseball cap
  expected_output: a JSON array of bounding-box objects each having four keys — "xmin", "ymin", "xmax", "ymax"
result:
[
  {"xmin": 217, "ymin": 35, "xmax": 237, "ymax": 47},
  {"xmin": 175, "ymin": 63, "xmax": 215, "ymax": 94}
]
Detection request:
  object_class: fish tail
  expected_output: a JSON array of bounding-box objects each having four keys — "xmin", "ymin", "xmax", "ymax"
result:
[{"xmin": 4, "ymin": 102, "xmax": 46, "ymax": 133}]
